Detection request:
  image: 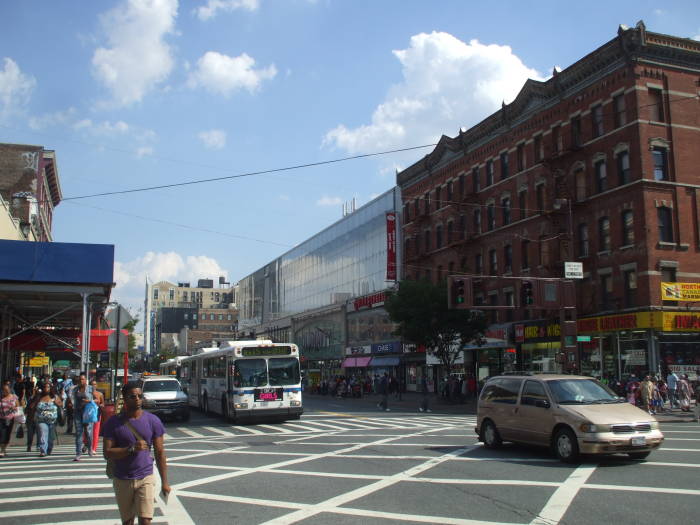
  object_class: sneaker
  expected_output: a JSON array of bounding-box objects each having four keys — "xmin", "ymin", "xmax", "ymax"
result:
[
  {"xmin": 426, "ymin": 409, "xmax": 432, "ymax": 413},
  {"xmin": 73, "ymin": 455, "xmax": 81, "ymax": 462},
  {"xmin": 39, "ymin": 452, "xmax": 46, "ymax": 458},
  {"xmin": 82, "ymin": 445, "xmax": 87, "ymax": 454},
  {"xmin": 385, "ymin": 408, "xmax": 391, "ymax": 412},
  {"xmin": 419, "ymin": 407, "xmax": 424, "ymax": 412},
  {"xmin": 88, "ymin": 450, "xmax": 95, "ymax": 457}
]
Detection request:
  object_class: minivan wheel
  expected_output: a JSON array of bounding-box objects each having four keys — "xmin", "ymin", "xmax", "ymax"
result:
[
  {"xmin": 554, "ymin": 427, "xmax": 579, "ymax": 463},
  {"xmin": 627, "ymin": 451, "xmax": 650, "ymax": 460},
  {"xmin": 482, "ymin": 420, "xmax": 502, "ymax": 448}
]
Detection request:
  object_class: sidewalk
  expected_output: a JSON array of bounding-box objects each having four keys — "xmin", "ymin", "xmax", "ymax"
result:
[{"xmin": 307, "ymin": 392, "xmax": 698, "ymax": 423}]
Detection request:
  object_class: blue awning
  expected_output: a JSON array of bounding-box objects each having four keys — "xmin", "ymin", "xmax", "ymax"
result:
[{"xmin": 370, "ymin": 356, "xmax": 400, "ymax": 367}]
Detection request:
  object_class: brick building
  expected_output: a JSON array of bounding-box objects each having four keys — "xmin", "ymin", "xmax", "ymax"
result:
[{"xmin": 397, "ymin": 22, "xmax": 700, "ymax": 381}]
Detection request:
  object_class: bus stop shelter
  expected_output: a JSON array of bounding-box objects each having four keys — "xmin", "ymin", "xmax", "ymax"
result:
[{"xmin": 0, "ymin": 239, "xmax": 114, "ymax": 379}]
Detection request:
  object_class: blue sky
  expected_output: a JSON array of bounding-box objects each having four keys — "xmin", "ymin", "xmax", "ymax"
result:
[{"xmin": 1, "ymin": 0, "xmax": 699, "ymax": 321}]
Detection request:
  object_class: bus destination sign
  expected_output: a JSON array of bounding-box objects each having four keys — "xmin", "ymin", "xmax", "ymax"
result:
[{"xmin": 241, "ymin": 346, "xmax": 292, "ymax": 357}]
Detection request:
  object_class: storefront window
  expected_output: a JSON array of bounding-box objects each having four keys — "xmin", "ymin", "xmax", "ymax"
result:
[{"xmin": 521, "ymin": 342, "xmax": 558, "ymax": 372}]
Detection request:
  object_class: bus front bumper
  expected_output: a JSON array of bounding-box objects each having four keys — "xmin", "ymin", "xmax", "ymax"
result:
[{"xmin": 234, "ymin": 406, "xmax": 303, "ymax": 419}]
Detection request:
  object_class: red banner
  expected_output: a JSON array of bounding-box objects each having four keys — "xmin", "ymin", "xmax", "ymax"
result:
[
  {"xmin": 9, "ymin": 329, "xmax": 124, "ymax": 352},
  {"xmin": 386, "ymin": 212, "xmax": 397, "ymax": 281}
]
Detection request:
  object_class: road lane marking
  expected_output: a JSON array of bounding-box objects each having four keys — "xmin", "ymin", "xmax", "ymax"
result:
[
  {"xmin": 258, "ymin": 424, "xmax": 294, "ymax": 433},
  {"xmin": 232, "ymin": 425, "xmax": 265, "ymax": 434},
  {"xmin": 583, "ymin": 483, "xmax": 700, "ymax": 495},
  {"xmin": 202, "ymin": 426, "xmax": 237, "ymax": 437},
  {"xmin": 176, "ymin": 427, "xmax": 206, "ymax": 438},
  {"xmin": 530, "ymin": 464, "xmax": 597, "ymax": 525}
]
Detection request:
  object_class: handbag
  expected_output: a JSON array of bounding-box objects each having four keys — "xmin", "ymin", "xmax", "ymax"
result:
[
  {"xmin": 16, "ymin": 425, "xmax": 24, "ymax": 439},
  {"xmin": 57, "ymin": 405, "xmax": 65, "ymax": 426},
  {"xmin": 83, "ymin": 401, "xmax": 99, "ymax": 423},
  {"xmin": 106, "ymin": 418, "xmax": 148, "ymax": 479},
  {"xmin": 14, "ymin": 406, "xmax": 26, "ymax": 425}
]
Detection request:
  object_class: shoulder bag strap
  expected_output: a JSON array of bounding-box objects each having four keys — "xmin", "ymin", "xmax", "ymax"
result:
[{"xmin": 124, "ymin": 419, "xmax": 149, "ymax": 448}]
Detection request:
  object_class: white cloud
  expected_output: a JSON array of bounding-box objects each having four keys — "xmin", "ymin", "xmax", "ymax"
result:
[
  {"xmin": 0, "ymin": 58, "xmax": 36, "ymax": 121},
  {"xmin": 92, "ymin": 0, "xmax": 178, "ymax": 107},
  {"xmin": 198, "ymin": 128, "xmax": 227, "ymax": 149},
  {"xmin": 113, "ymin": 251, "xmax": 229, "ymax": 316},
  {"xmin": 324, "ymin": 31, "xmax": 542, "ymax": 154},
  {"xmin": 73, "ymin": 119, "xmax": 130, "ymax": 135},
  {"xmin": 187, "ymin": 51, "xmax": 277, "ymax": 96},
  {"xmin": 194, "ymin": 0, "xmax": 259, "ymax": 21},
  {"xmin": 136, "ymin": 146, "xmax": 154, "ymax": 158},
  {"xmin": 316, "ymin": 195, "xmax": 342, "ymax": 207},
  {"xmin": 278, "ymin": 194, "xmax": 290, "ymax": 201},
  {"xmin": 28, "ymin": 107, "xmax": 77, "ymax": 130}
]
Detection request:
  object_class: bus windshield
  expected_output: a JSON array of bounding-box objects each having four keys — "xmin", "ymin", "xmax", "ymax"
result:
[
  {"xmin": 234, "ymin": 359, "xmax": 267, "ymax": 387},
  {"xmin": 268, "ymin": 358, "xmax": 300, "ymax": 386}
]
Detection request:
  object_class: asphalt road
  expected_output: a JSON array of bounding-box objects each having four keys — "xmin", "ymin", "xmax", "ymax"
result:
[{"xmin": 0, "ymin": 397, "xmax": 698, "ymax": 524}]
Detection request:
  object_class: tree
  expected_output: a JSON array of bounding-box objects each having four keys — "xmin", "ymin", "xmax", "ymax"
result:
[{"xmin": 385, "ymin": 279, "xmax": 487, "ymax": 373}]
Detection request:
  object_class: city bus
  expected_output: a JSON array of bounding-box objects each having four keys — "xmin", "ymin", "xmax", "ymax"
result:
[
  {"xmin": 178, "ymin": 340, "xmax": 302, "ymax": 422},
  {"xmin": 159, "ymin": 357, "xmax": 184, "ymax": 376}
]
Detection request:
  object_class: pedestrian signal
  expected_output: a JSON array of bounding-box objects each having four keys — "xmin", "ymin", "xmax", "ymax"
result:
[{"xmin": 521, "ymin": 281, "xmax": 535, "ymax": 307}]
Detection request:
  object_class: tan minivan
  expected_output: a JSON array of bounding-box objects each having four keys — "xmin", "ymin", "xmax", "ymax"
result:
[{"xmin": 476, "ymin": 374, "xmax": 664, "ymax": 462}]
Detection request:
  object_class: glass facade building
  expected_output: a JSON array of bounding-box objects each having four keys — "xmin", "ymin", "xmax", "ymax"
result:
[{"xmin": 238, "ymin": 188, "xmax": 401, "ymax": 330}]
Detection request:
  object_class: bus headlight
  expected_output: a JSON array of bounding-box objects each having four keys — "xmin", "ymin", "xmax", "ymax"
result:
[
  {"xmin": 234, "ymin": 403, "xmax": 248, "ymax": 409},
  {"xmin": 290, "ymin": 400, "xmax": 301, "ymax": 407}
]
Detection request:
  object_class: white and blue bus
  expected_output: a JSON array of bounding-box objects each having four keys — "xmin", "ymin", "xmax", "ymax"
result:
[
  {"xmin": 159, "ymin": 357, "xmax": 184, "ymax": 377},
  {"xmin": 178, "ymin": 340, "xmax": 302, "ymax": 422}
]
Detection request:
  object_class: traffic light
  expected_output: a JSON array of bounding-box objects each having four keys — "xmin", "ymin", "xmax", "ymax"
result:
[
  {"xmin": 521, "ymin": 280, "xmax": 534, "ymax": 307},
  {"xmin": 448, "ymin": 276, "xmax": 471, "ymax": 309}
]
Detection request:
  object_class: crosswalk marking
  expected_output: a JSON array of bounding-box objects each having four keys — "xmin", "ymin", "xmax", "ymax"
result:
[
  {"xmin": 177, "ymin": 427, "xmax": 206, "ymax": 438},
  {"xmin": 203, "ymin": 426, "xmax": 237, "ymax": 437},
  {"xmin": 232, "ymin": 425, "xmax": 265, "ymax": 434},
  {"xmin": 258, "ymin": 424, "xmax": 293, "ymax": 433}
]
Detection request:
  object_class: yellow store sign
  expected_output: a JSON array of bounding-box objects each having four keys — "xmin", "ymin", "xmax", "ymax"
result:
[
  {"xmin": 578, "ymin": 311, "xmax": 700, "ymax": 333},
  {"xmin": 661, "ymin": 282, "xmax": 700, "ymax": 301},
  {"xmin": 662, "ymin": 312, "xmax": 700, "ymax": 331}
]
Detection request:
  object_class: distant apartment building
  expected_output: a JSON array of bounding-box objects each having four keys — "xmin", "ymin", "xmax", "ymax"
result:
[
  {"xmin": 144, "ymin": 277, "xmax": 236, "ymax": 355},
  {"xmin": 0, "ymin": 143, "xmax": 61, "ymax": 241}
]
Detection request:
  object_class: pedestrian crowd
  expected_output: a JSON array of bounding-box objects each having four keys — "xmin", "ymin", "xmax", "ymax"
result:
[{"xmin": 0, "ymin": 372, "xmax": 105, "ymax": 460}]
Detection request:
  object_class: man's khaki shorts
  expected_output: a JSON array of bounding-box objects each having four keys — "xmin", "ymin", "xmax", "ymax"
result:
[{"xmin": 113, "ymin": 473, "xmax": 156, "ymax": 521}]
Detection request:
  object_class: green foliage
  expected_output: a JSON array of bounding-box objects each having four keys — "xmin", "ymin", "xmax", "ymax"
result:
[{"xmin": 385, "ymin": 279, "xmax": 487, "ymax": 371}]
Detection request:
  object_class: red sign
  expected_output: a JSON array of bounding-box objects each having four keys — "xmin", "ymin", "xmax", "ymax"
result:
[
  {"xmin": 514, "ymin": 324, "xmax": 524, "ymax": 343},
  {"xmin": 9, "ymin": 329, "xmax": 123, "ymax": 353},
  {"xmin": 386, "ymin": 212, "xmax": 397, "ymax": 281},
  {"xmin": 353, "ymin": 291, "xmax": 387, "ymax": 311}
]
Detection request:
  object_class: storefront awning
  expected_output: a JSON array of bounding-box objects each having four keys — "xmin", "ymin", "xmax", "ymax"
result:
[
  {"xmin": 342, "ymin": 356, "xmax": 372, "ymax": 368},
  {"xmin": 462, "ymin": 337, "xmax": 508, "ymax": 350},
  {"xmin": 370, "ymin": 356, "xmax": 400, "ymax": 367}
]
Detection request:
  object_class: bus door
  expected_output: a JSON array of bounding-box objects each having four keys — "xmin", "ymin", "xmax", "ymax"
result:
[{"xmin": 227, "ymin": 357, "xmax": 236, "ymax": 394}]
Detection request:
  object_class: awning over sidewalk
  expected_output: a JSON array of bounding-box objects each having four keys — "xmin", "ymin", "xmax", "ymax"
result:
[
  {"xmin": 341, "ymin": 356, "xmax": 372, "ymax": 368},
  {"xmin": 370, "ymin": 356, "xmax": 400, "ymax": 367}
]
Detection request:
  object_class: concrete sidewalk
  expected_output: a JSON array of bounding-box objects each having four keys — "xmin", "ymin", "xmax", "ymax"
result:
[{"xmin": 307, "ymin": 392, "xmax": 699, "ymax": 423}]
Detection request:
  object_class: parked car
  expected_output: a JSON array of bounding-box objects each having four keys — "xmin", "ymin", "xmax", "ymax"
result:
[
  {"xmin": 139, "ymin": 375, "xmax": 190, "ymax": 421},
  {"xmin": 476, "ymin": 373, "xmax": 664, "ymax": 462}
]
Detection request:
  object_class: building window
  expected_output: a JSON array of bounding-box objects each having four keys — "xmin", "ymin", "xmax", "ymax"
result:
[
  {"xmin": 473, "ymin": 209, "xmax": 481, "ymax": 234},
  {"xmin": 459, "ymin": 215, "xmax": 466, "ymax": 239},
  {"xmin": 437, "ymin": 266, "xmax": 443, "ymax": 283},
  {"xmin": 624, "ymin": 270, "xmax": 637, "ymax": 308},
  {"xmin": 447, "ymin": 181, "xmax": 453, "ymax": 203},
  {"xmin": 517, "ymin": 143, "xmax": 525, "ymax": 172},
  {"xmin": 621, "ymin": 210, "xmax": 634, "ymax": 246},
  {"xmin": 536, "ymin": 184, "xmax": 545, "ymax": 213},
  {"xmin": 652, "ymin": 147, "xmax": 668, "ymax": 181},
  {"xmin": 435, "ymin": 186, "xmax": 441, "ymax": 210},
  {"xmin": 504, "ymin": 290, "xmax": 514, "ymax": 322},
  {"xmin": 169, "ymin": 289, "xmax": 175, "ymax": 301},
  {"xmin": 649, "ymin": 88, "xmax": 664, "ymax": 122},
  {"xmin": 405, "ymin": 238, "xmax": 411, "ymax": 257},
  {"xmin": 448, "ymin": 261, "xmax": 454, "ymax": 275},
  {"xmin": 489, "ymin": 294, "xmax": 499, "ymax": 324},
  {"xmin": 591, "ymin": 104, "xmax": 604, "ymax": 138},
  {"xmin": 617, "ymin": 150, "xmax": 630, "ymax": 185},
  {"xmin": 486, "ymin": 160, "xmax": 494, "ymax": 186},
  {"xmin": 571, "ymin": 116, "xmax": 582, "ymax": 148},
  {"xmin": 487, "ymin": 203, "xmax": 495, "ymax": 230},
  {"xmin": 595, "ymin": 159, "xmax": 607, "ymax": 193},
  {"xmin": 475, "ymin": 253, "xmax": 483, "ymax": 274},
  {"xmin": 504, "ymin": 245, "xmax": 512, "ymax": 273},
  {"xmin": 657, "ymin": 206, "xmax": 674, "ymax": 242},
  {"xmin": 489, "ymin": 249, "xmax": 497, "ymax": 275},
  {"xmin": 518, "ymin": 190, "xmax": 527, "ymax": 220},
  {"xmin": 436, "ymin": 225, "xmax": 443, "ymax": 249},
  {"xmin": 414, "ymin": 234, "xmax": 421, "ymax": 254},
  {"xmin": 193, "ymin": 313, "xmax": 198, "ymax": 320},
  {"xmin": 227, "ymin": 314, "xmax": 232, "ymax": 321},
  {"xmin": 521, "ymin": 239, "xmax": 530, "ymax": 269},
  {"xmin": 403, "ymin": 204, "xmax": 410, "ymax": 223},
  {"xmin": 534, "ymin": 134, "xmax": 543, "ymax": 162},
  {"xmin": 614, "ymin": 93, "xmax": 626, "ymax": 127},
  {"xmin": 414, "ymin": 200, "xmax": 420, "ymax": 218},
  {"xmin": 600, "ymin": 273, "xmax": 613, "ymax": 310},
  {"xmin": 539, "ymin": 240, "xmax": 550, "ymax": 267},
  {"xmin": 552, "ymin": 125, "xmax": 562, "ymax": 153},
  {"xmin": 578, "ymin": 223, "xmax": 589, "ymax": 257},
  {"xmin": 182, "ymin": 291, "xmax": 188, "ymax": 301},
  {"xmin": 575, "ymin": 169, "xmax": 586, "ymax": 201},
  {"xmin": 500, "ymin": 151, "xmax": 509, "ymax": 180},
  {"xmin": 459, "ymin": 174, "xmax": 465, "ymax": 196},
  {"xmin": 460, "ymin": 257, "xmax": 467, "ymax": 271},
  {"xmin": 598, "ymin": 217, "xmax": 611, "ymax": 252},
  {"xmin": 502, "ymin": 197, "xmax": 511, "ymax": 225},
  {"xmin": 424, "ymin": 229, "xmax": 431, "ymax": 251},
  {"xmin": 472, "ymin": 167, "xmax": 480, "ymax": 193},
  {"xmin": 210, "ymin": 313, "xmax": 215, "ymax": 320},
  {"xmin": 425, "ymin": 269, "xmax": 432, "ymax": 282},
  {"xmin": 184, "ymin": 313, "xmax": 189, "ymax": 320},
  {"xmin": 153, "ymin": 288, "xmax": 159, "ymax": 300},
  {"xmin": 447, "ymin": 221, "xmax": 454, "ymax": 243},
  {"xmin": 423, "ymin": 192, "xmax": 430, "ymax": 214}
]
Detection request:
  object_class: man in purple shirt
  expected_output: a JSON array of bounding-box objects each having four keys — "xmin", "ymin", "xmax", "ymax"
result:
[{"xmin": 104, "ymin": 382, "xmax": 170, "ymax": 525}]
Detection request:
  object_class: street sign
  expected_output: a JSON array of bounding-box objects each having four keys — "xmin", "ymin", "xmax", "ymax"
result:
[
  {"xmin": 105, "ymin": 305, "xmax": 134, "ymax": 329},
  {"xmin": 564, "ymin": 261, "xmax": 583, "ymax": 279}
]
